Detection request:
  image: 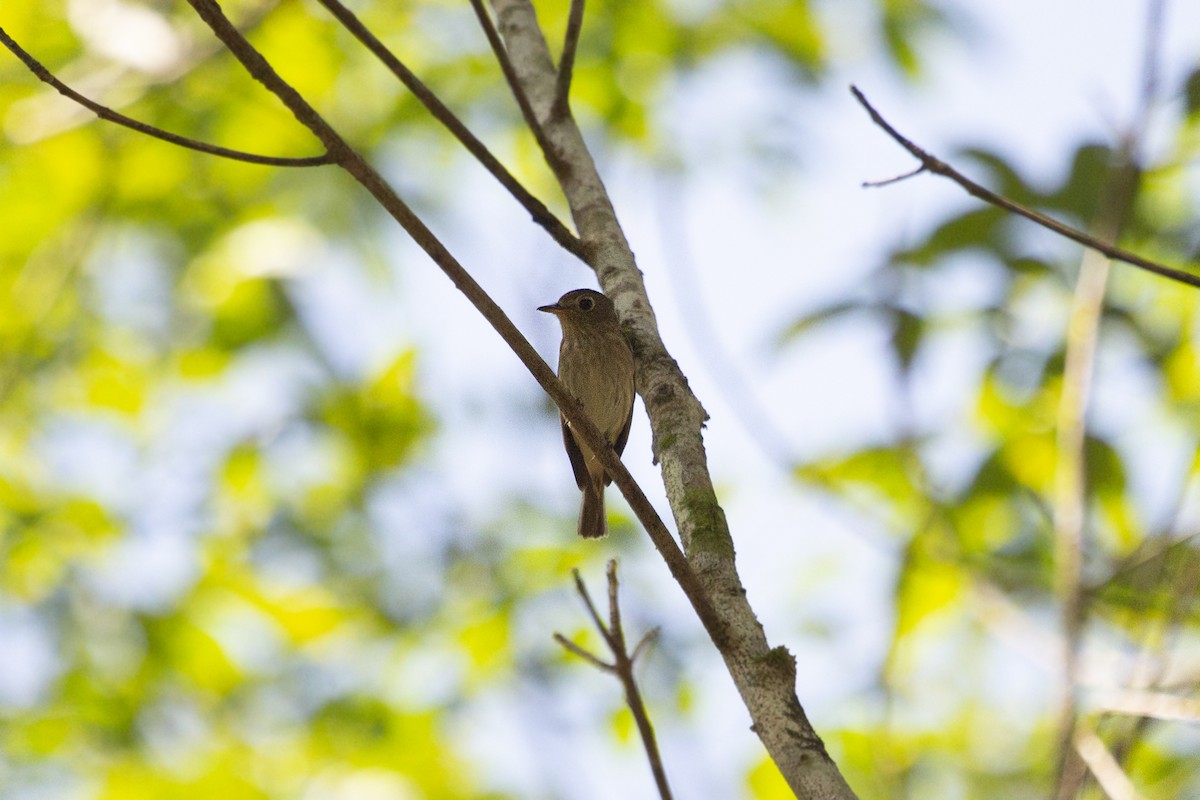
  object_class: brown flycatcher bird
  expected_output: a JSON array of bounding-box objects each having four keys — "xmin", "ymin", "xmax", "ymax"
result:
[{"xmin": 539, "ymin": 289, "xmax": 636, "ymax": 538}]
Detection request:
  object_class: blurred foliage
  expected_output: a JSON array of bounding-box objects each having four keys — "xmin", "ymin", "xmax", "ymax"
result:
[
  {"xmin": 786, "ymin": 71, "xmax": 1200, "ymax": 799},
  {"xmin": 0, "ymin": 0, "xmax": 944, "ymax": 798},
  {"xmin": 13, "ymin": 0, "xmax": 1196, "ymax": 797}
]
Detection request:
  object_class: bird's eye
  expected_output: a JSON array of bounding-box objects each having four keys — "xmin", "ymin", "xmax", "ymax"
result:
[{"xmin": 578, "ymin": 297, "xmax": 594, "ymax": 311}]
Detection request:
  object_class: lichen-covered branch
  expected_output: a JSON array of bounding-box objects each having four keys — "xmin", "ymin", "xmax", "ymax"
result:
[{"xmin": 485, "ymin": 1, "xmax": 858, "ymax": 796}]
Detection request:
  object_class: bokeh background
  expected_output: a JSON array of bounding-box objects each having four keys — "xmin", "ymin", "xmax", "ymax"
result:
[{"xmin": 2, "ymin": 0, "xmax": 1200, "ymax": 798}]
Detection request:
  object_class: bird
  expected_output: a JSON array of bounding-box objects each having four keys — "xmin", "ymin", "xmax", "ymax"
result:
[{"xmin": 538, "ymin": 288, "xmax": 636, "ymax": 538}]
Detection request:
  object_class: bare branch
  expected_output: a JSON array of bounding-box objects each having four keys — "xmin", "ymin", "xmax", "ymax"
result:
[
  {"xmin": 605, "ymin": 559, "xmax": 625, "ymax": 651},
  {"xmin": 553, "ymin": 633, "xmax": 616, "ymax": 672},
  {"xmin": 850, "ymin": 85, "xmax": 1200, "ymax": 290},
  {"xmin": 558, "ymin": 563, "xmax": 674, "ymax": 800},
  {"xmin": 313, "ymin": 0, "xmax": 588, "ymax": 262},
  {"xmin": 860, "ymin": 164, "xmax": 926, "ymax": 188},
  {"xmin": 571, "ymin": 567, "xmax": 613, "ymax": 643},
  {"xmin": 181, "ymin": 0, "xmax": 725, "ymax": 654},
  {"xmin": 492, "ymin": 3, "xmax": 854, "ymax": 795},
  {"xmin": 468, "ymin": 0, "xmax": 553, "ymax": 157},
  {"xmin": 630, "ymin": 627, "xmax": 659, "ymax": 664},
  {"xmin": 552, "ymin": 0, "xmax": 586, "ymax": 117},
  {"xmin": 0, "ymin": 26, "xmax": 333, "ymax": 167}
]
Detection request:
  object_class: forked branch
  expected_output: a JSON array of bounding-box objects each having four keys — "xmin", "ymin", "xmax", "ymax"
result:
[
  {"xmin": 313, "ymin": 0, "xmax": 587, "ymax": 262},
  {"xmin": 179, "ymin": 0, "xmax": 725, "ymax": 647},
  {"xmin": 488, "ymin": 2, "xmax": 857, "ymax": 796},
  {"xmin": 554, "ymin": 562, "xmax": 673, "ymax": 800},
  {"xmin": 850, "ymin": 85, "xmax": 1200, "ymax": 290}
]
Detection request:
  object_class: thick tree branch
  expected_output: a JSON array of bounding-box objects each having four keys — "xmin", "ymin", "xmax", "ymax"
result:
[
  {"xmin": 850, "ymin": 85, "xmax": 1200, "ymax": 290},
  {"xmin": 0, "ymin": 27, "xmax": 333, "ymax": 167},
  {"xmin": 488, "ymin": 2, "xmax": 857, "ymax": 797},
  {"xmin": 555, "ymin": 563, "xmax": 674, "ymax": 800},
  {"xmin": 180, "ymin": 0, "xmax": 725, "ymax": 646},
  {"xmin": 312, "ymin": 0, "xmax": 588, "ymax": 262}
]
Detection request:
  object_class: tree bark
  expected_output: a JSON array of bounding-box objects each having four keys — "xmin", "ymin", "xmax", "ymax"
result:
[{"xmin": 488, "ymin": 2, "xmax": 858, "ymax": 797}]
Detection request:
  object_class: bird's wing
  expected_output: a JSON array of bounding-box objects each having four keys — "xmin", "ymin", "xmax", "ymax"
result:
[
  {"xmin": 605, "ymin": 402, "xmax": 635, "ymax": 486},
  {"xmin": 561, "ymin": 416, "xmax": 590, "ymax": 490}
]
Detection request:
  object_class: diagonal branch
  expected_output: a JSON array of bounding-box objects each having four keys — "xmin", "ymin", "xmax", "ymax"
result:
[
  {"xmin": 313, "ymin": 0, "xmax": 588, "ymax": 262},
  {"xmin": 489, "ymin": 2, "xmax": 856, "ymax": 797},
  {"xmin": 181, "ymin": 0, "xmax": 724, "ymax": 650},
  {"xmin": 468, "ymin": 0, "xmax": 554, "ymax": 159},
  {"xmin": 1074, "ymin": 729, "xmax": 1147, "ymax": 800},
  {"xmin": 555, "ymin": 562, "xmax": 674, "ymax": 800},
  {"xmin": 0, "ymin": 26, "xmax": 333, "ymax": 167},
  {"xmin": 630, "ymin": 628, "xmax": 659, "ymax": 664},
  {"xmin": 552, "ymin": 633, "xmax": 615, "ymax": 672},
  {"xmin": 572, "ymin": 566, "xmax": 612, "ymax": 641},
  {"xmin": 551, "ymin": 0, "xmax": 586, "ymax": 117},
  {"xmin": 850, "ymin": 84, "xmax": 1200, "ymax": 290}
]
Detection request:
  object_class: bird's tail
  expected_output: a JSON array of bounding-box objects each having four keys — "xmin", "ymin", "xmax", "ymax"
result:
[{"xmin": 577, "ymin": 482, "xmax": 607, "ymax": 539}]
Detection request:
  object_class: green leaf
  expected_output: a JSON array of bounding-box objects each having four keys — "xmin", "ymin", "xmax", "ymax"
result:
[
  {"xmin": 795, "ymin": 444, "xmax": 924, "ymax": 523},
  {"xmin": 898, "ymin": 206, "xmax": 1009, "ymax": 266},
  {"xmin": 1047, "ymin": 143, "xmax": 1113, "ymax": 220}
]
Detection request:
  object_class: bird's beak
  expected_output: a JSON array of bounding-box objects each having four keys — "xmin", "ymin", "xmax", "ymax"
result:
[{"xmin": 538, "ymin": 303, "xmax": 564, "ymax": 315}]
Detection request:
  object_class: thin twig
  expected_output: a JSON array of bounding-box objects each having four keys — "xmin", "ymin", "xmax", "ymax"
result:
[
  {"xmin": 571, "ymin": 568, "xmax": 612, "ymax": 640},
  {"xmin": 313, "ymin": 0, "xmax": 588, "ymax": 262},
  {"xmin": 630, "ymin": 627, "xmax": 659, "ymax": 664},
  {"xmin": 468, "ymin": 0, "xmax": 552, "ymax": 156},
  {"xmin": 181, "ymin": 0, "xmax": 726, "ymax": 650},
  {"xmin": 474, "ymin": 4, "xmax": 853, "ymax": 794},
  {"xmin": 860, "ymin": 164, "xmax": 926, "ymax": 188},
  {"xmin": 553, "ymin": 633, "xmax": 615, "ymax": 672},
  {"xmin": 605, "ymin": 560, "xmax": 624, "ymax": 650},
  {"xmin": 554, "ymin": 562, "xmax": 674, "ymax": 800},
  {"xmin": 850, "ymin": 84, "xmax": 1200, "ymax": 290},
  {"xmin": 0, "ymin": 26, "xmax": 332, "ymax": 167},
  {"xmin": 552, "ymin": 0, "xmax": 586, "ymax": 117}
]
